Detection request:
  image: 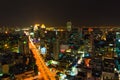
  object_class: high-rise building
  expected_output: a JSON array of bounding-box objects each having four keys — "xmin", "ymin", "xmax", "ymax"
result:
[
  {"xmin": 53, "ymin": 38, "xmax": 59, "ymax": 60},
  {"xmin": 66, "ymin": 21, "xmax": 72, "ymax": 31}
]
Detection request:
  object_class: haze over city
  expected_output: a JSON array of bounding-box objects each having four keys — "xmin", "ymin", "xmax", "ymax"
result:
[{"xmin": 0, "ymin": 0, "xmax": 120, "ymax": 26}]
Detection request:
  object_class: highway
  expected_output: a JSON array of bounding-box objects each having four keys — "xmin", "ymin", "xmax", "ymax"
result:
[{"xmin": 28, "ymin": 39, "xmax": 56, "ymax": 80}]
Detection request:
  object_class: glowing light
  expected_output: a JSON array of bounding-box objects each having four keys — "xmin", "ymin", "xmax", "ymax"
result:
[
  {"xmin": 41, "ymin": 24, "xmax": 46, "ymax": 28},
  {"xmin": 66, "ymin": 49, "xmax": 71, "ymax": 52},
  {"xmin": 23, "ymin": 41, "xmax": 27, "ymax": 44},
  {"xmin": 30, "ymin": 32, "xmax": 34, "ymax": 35},
  {"xmin": 67, "ymin": 21, "xmax": 72, "ymax": 31},
  {"xmin": 84, "ymin": 59, "xmax": 91, "ymax": 67},
  {"xmin": 101, "ymin": 34, "xmax": 106, "ymax": 40},
  {"xmin": 41, "ymin": 47, "xmax": 46, "ymax": 54},
  {"xmin": 78, "ymin": 58, "xmax": 83, "ymax": 64},
  {"xmin": 5, "ymin": 31, "xmax": 8, "ymax": 34},
  {"xmin": 88, "ymin": 28, "xmax": 93, "ymax": 32},
  {"xmin": 4, "ymin": 44, "xmax": 9, "ymax": 48},
  {"xmin": 34, "ymin": 24, "xmax": 40, "ymax": 31},
  {"xmin": 118, "ymin": 39, "xmax": 120, "ymax": 42},
  {"xmin": 78, "ymin": 51, "xmax": 84, "ymax": 54},
  {"xmin": 45, "ymin": 31, "xmax": 47, "ymax": 33},
  {"xmin": 60, "ymin": 49, "xmax": 66, "ymax": 53}
]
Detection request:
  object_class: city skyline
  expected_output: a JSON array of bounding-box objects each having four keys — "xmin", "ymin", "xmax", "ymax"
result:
[{"xmin": 0, "ymin": 0, "xmax": 120, "ymax": 27}]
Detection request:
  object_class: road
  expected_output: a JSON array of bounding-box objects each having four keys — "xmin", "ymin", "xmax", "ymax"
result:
[{"xmin": 29, "ymin": 39, "xmax": 56, "ymax": 80}]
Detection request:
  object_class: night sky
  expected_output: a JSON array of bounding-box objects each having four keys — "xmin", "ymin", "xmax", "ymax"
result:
[{"xmin": 0, "ymin": 0, "xmax": 120, "ymax": 26}]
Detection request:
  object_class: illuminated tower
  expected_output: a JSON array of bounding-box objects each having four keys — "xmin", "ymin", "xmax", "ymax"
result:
[{"xmin": 66, "ymin": 21, "xmax": 72, "ymax": 32}]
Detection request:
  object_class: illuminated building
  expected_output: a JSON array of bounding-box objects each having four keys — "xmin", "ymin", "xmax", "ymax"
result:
[{"xmin": 66, "ymin": 21, "xmax": 72, "ymax": 31}]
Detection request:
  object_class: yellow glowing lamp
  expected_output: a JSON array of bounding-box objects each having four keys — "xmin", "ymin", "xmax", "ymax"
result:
[{"xmin": 4, "ymin": 44, "xmax": 9, "ymax": 48}]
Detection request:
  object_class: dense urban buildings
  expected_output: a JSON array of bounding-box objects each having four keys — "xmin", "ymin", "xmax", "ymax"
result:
[{"xmin": 0, "ymin": 24, "xmax": 120, "ymax": 80}]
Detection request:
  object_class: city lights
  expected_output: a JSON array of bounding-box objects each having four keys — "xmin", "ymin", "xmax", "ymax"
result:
[{"xmin": 0, "ymin": 0, "xmax": 120, "ymax": 79}]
